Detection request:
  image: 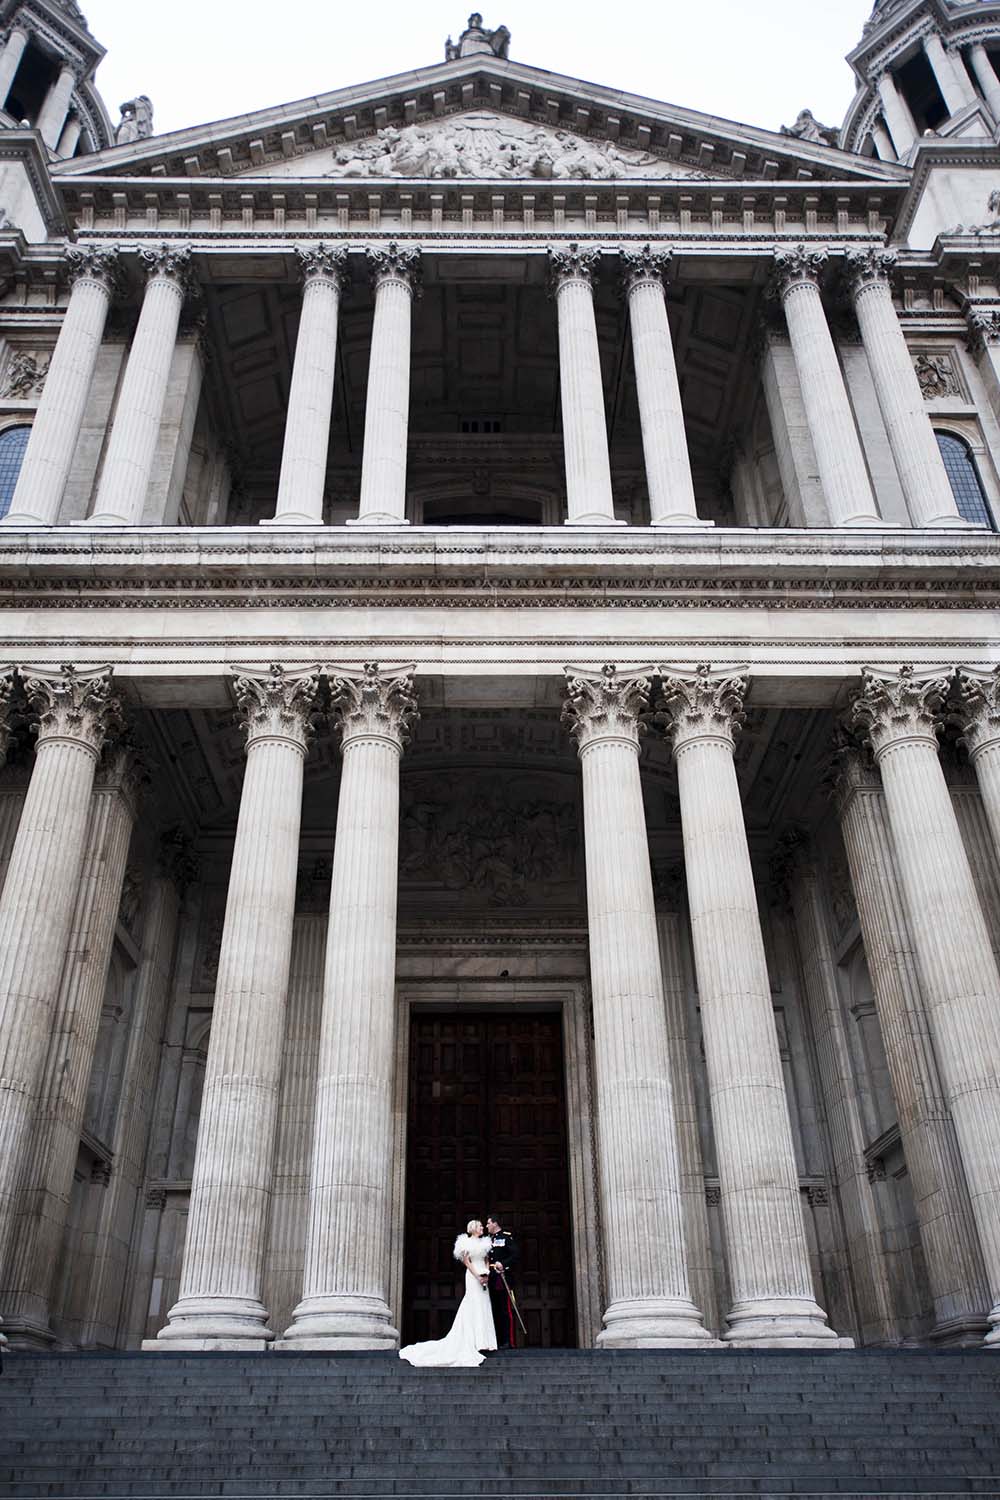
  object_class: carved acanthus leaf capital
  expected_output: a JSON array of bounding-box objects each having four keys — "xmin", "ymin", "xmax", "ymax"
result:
[
  {"xmin": 953, "ymin": 667, "xmax": 1000, "ymax": 761},
  {"xmin": 0, "ymin": 666, "xmax": 15, "ymax": 766},
  {"xmin": 548, "ymin": 242, "xmax": 601, "ymax": 294},
  {"xmin": 366, "ymin": 242, "xmax": 422, "ymax": 296},
  {"xmin": 655, "ymin": 663, "xmax": 749, "ymax": 753},
  {"xmin": 96, "ymin": 729, "xmax": 153, "ymax": 810},
  {"xmin": 561, "ymin": 664, "xmax": 651, "ymax": 752},
  {"xmin": 23, "ymin": 664, "xmax": 123, "ymax": 758},
  {"xmin": 845, "ymin": 245, "xmax": 897, "ymax": 299},
  {"xmin": 770, "ymin": 825, "xmax": 811, "ymax": 908},
  {"xmin": 157, "ymin": 824, "xmax": 199, "ymax": 894},
  {"xmin": 296, "ymin": 242, "xmax": 349, "ymax": 288},
  {"xmin": 233, "ymin": 663, "xmax": 322, "ymax": 753},
  {"xmin": 620, "ymin": 243, "xmax": 671, "ymax": 297},
  {"xmin": 138, "ymin": 243, "xmax": 194, "ymax": 292},
  {"xmin": 771, "ymin": 244, "xmax": 828, "ymax": 300},
  {"xmin": 849, "ymin": 665, "xmax": 948, "ymax": 759},
  {"xmin": 966, "ymin": 305, "xmax": 1000, "ymax": 356},
  {"xmin": 328, "ymin": 662, "xmax": 419, "ymax": 750},
  {"xmin": 824, "ymin": 726, "xmax": 880, "ymax": 816},
  {"xmin": 66, "ymin": 246, "xmax": 121, "ymax": 296}
]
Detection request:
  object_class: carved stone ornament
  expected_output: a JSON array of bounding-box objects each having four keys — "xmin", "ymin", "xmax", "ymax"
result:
[
  {"xmin": 966, "ymin": 306, "xmax": 1000, "ymax": 356},
  {"xmin": 138, "ymin": 243, "xmax": 193, "ymax": 289},
  {"xmin": 0, "ymin": 349, "xmax": 49, "ymax": 399},
  {"xmin": 954, "ymin": 667, "xmax": 1000, "ymax": 761},
  {"xmin": 328, "ymin": 661, "xmax": 419, "ymax": 749},
  {"xmin": 912, "ymin": 352, "xmax": 961, "ymax": 400},
  {"xmin": 366, "ymin": 241, "xmax": 422, "ymax": 295},
  {"xmin": 825, "ymin": 727, "xmax": 880, "ymax": 816},
  {"xmin": 0, "ymin": 667, "xmax": 15, "ymax": 765},
  {"xmin": 118, "ymin": 865, "xmax": 143, "ymax": 934},
  {"xmin": 296, "ymin": 242, "xmax": 349, "ymax": 287},
  {"xmin": 771, "ymin": 244, "xmax": 829, "ymax": 300},
  {"xmin": 561, "ymin": 663, "xmax": 651, "ymax": 752},
  {"xmin": 848, "ymin": 665, "xmax": 949, "ymax": 758},
  {"xmin": 780, "ymin": 109, "xmax": 839, "ymax": 146},
  {"xmin": 115, "ymin": 95, "xmax": 153, "ymax": 146},
  {"xmin": 22, "ymin": 664, "xmax": 123, "ymax": 757},
  {"xmin": 844, "ymin": 245, "xmax": 897, "ymax": 299},
  {"xmin": 65, "ymin": 245, "xmax": 120, "ymax": 295},
  {"xmin": 656, "ymin": 663, "xmax": 749, "ymax": 753},
  {"xmin": 620, "ymin": 244, "xmax": 671, "ymax": 297},
  {"xmin": 444, "ymin": 14, "xmax": 511, "ymax": 62},
  {"xmin": 97, "ymin": 732, "xmax": 153, "ymax": 809},
  {"xmin": 548, "ymin": 242, "xmax": 602, "ymax": 294},
  {"xmin": 157, "ymin": 824, "xmax": 199, "ymax": 894},
  {"xmin": 232, "ymin": 663, "xmax": 322, "ymax": 753},
  {"xmin": 769, "ymin": 825, "xmax": 809, "ymax": 909}
]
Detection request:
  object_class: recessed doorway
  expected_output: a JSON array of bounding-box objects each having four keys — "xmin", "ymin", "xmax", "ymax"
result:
[{"xmin": 402, "ymin": 1012, "xmax": 577, "ymax": 1348}]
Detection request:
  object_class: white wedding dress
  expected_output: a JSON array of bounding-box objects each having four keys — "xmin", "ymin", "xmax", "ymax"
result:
[{"xmin": 399, "ymin": 1234, "xmax": 497, "ymax": 1368}]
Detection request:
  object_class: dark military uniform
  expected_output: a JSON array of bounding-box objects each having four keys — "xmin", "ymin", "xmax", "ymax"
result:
[{"xmin": 487, "ymin": 1225, "xmax": 519, "ymax": 1347}]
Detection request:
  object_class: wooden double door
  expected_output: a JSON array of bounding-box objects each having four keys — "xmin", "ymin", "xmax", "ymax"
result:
[{"xmin": 402, "ymin": 1012, "xmax": 577, "ymax": 1347}]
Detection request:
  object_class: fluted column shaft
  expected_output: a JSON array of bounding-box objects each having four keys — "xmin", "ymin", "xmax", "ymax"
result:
[
  {"xmin": 957, "ymin": 670, "xmax": 1000, "ymax": 871},
  {"xmin": 969, "ymin": 45, "xmax": 1000, "ymax": 123},
  {"xmin": 0, "ymin": 667, "xmax": 120, "ymax": 1316},
  {"xmin": 3, "ymin": 250, "xmax": 118, "ymax": 528},
  {"xmin": 852, "ymin": 667, "xmax": 1000, "ymax": 1345},
  {"xmin": 833, "ymin": 747, "xmax": 989, "ymax": 1342},
  {"xmin": 659, "ymin": 665, "xmax": 844, "ymax": 1346},
  {"xmin": 282, "ymin": 664, "xmax": 417, "ymax": 1348},
  {"xmin": 923, "ymin": 33, "xmax": 976, "ymax": 116},
  {"xmin": 848, "ymin": 251, "xmax": 967, "ymax": 528},
  {"xmin": 354, "ymin": 245, "xmax": 419, "ymax": 526},
  {"xmin": 774, "ymin": 248, "xmax": 881, "ymax": 527},
  {"xmin": 88, "ymin": 245, "xmax": 191, "ymax": 527},
  {"xmin": 154, "ymin": 666, "xmax": 319, "ymax": 1349},
  {"xmin": 563, "ymin": 667, "xmax": 714, "ymax": 1346},
  {"xmin": 56, "ymin": 113, "xmax": 81, "ymax": 158},
  {"xmin": 876, "ymin": 72, "xmax": 917, "ymax": 157},
  {"xmin": 0, "ymin": 26, "xmax": 30, "ymax": 112},
  {"xmin": 621, "ymin": 250, "xmax": 707, "ymax": 528},
  {"xmin": 37, "ymin": 64, "xmax": 76, "ymax": 151},
  {"xmin": 267, "ymin": 246, "xmax": 347, "ymax": 527},
  {"xmin": 550, "ymin": 246, "xmax": 618, "ymax": 526},
  {"xmin": 1, "ymin": 747, "xmax": 139, "ymax": 1348}
]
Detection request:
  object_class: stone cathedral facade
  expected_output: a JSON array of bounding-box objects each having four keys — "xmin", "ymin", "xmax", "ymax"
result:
[{"xmin": 1, "ymin": 0, "xmax": 1000, "ymax": 1357}]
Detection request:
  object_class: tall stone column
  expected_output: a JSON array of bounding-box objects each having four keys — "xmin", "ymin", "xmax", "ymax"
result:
[
  {"xmin": 36, "ymin": 62, "xmax": 77, "ymax": 150},
  {"xmin": 969, "ymin": 44, "xmax": 1000, "ymax": 123},
  {"xmin": 923, "ymin": 33, "xmax": 976, "ymax": 116},
  {"xmin": 850, "ymin": 666, "xmax": 1000, "ymax": 1345},
  {"xmin": 281, "ymin": 663, "xmax": 417, "ymax": 1348},
  {"xmin": 1, "ymin": 737, "xmax": 144, "ymax": 1348},
  {"xmin": 266, "ymin": 245, "xmax": 348, "ymax": 527},
  {"xmin": 657, "ymin": 664, "xmax": 846, "ymax": 1346},
  {"xmin": 2, "ymin": 248, "xmax": 119, "ymax": 528},
  {"xmin": 846, "ymin": 249, "xmax": 968, "ymax": 529},
  {"xmin": 562, "ymin": 667, "xmax": 715, "ymax": 1346},
  {"xmin": 875, "ymin": 70, "xmax": 917, "ymax": 157},
  {"xmin": 0, "ymin": 24, "xmax": 30, "ymax": 112},
  {"xmin": 0, "ymin": 667, "xmax": 121, "ymax": 1325},
  {"xmin": 956, "ymin": 669, "xmax": 1000, "ymax": 866},
  {"xmin": 154, "ymin": 665, "xmax": 320, "ymax": 1349},
  {"xmin": 620, "ymin": 247, "xmax": 708, "ymax": 528},
  {"xmin": 772, "ymin": 247, "xmax": 882, "ymax": 527},
  {"xmin": 353, "ymin": 245, "xmax": 420, "ymax": 526},
  {"xmin": 777, "ymin": 830, "xmax": 898, "ymax": 1346},
  {"xmin": 56, "ymin": 113, "xmax": 82, "ymax": 158},
  {"xmin": 86, "ymin": 245, "xmax": 192, "ymax": 527},
  {"xmin": 830, "ymin": 741, "xmax": 989, "ymax": 1343},
  {"xmin": 550, "ymin": 245, "xmax": 619, "ymax": 526}
]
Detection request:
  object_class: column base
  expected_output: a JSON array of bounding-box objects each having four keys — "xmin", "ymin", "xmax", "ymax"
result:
[
  {"xmin": 838, "ymin": 514, "xmax": 901, "ymax": 528},
  {"xmin": 0, "ymin": 1317, "xmax": 58, "ymax": 1352},
  {"xmin": 983, "ymin": 1305, "xmax": 1000, "ymax": 1348},
  {"xmin": 596, "ymin": 1297, "xmax": 721, "ymax": 1349},
  {"xmin": 259, "ymin": 513, "xmax": 325, "ymax": 528},
  {"xmin": 153, "ymin": 1294, "xmax": 274, "ymax": 1346},
  {"xmin": 650, "ymin": 514, "xmax": 716, "ymax": 528},
  {"xmin": 564, "ymin": 514, "xmax": 626, "ymax": 527},
  {"xmin": 71, "ymin": 512, "xmax": 131, "ymax": 528},
  {"xmin": 142, "ymin": 1336, "xmax": 272, "ymax": 1352},
  {"xmin": 922, "ymin": 514, "xmax": 980, "ymax": 529},
  {"xmin": 723, "ymin": 1296, "xmax": 852, "ymax": 1348},
  {"xmin": 278, "ymin": 1293, "xmax": 399, "ymax": 1350},
  {"xmin": 0, "ymin": 511, "xmax": 50, "ymax": 527},
  {"xmin": 346, "ymin": 514, "xmax": 410, "ymax": 527},
  {"xmin": 928, "ymin": 1313, "xmax": 992, "ymax": 1348}
]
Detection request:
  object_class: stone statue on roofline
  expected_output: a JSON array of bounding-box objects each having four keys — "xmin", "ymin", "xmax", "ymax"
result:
[
  {"xmin": 445, "ymin": 13, "xmax": 511, "ymax": 61},
  {"xmin": 115, "ymin": 95, "xmax": 154, "ymax": 146},
  {"xmin": 781, "ymin": 108, "xmax": 839, "ymax": 147}
]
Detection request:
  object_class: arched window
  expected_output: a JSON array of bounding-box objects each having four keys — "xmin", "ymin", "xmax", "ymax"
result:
[
  {"xmin": 0, "ymin": 425, "xmax": 30, "ymax": 521},
  {"xmin": 935, "ymin": 431, "xmax": 994, "ymax": 529}
]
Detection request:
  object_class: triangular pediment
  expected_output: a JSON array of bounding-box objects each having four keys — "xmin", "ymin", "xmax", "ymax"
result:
[{"xmin": 53, "ymin": 53, "xmax": 908, "ymax": 187}]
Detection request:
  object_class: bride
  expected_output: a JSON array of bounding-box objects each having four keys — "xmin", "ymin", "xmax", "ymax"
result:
[{"xmin": 399, "ymin": 1219, "xmax": 497, "ymax": 1367}]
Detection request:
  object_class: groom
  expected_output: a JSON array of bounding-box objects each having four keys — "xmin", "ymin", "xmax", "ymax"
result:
[{"xmin": 486, "ymin": 1214, "xmax": 519, "ymax": 1348}]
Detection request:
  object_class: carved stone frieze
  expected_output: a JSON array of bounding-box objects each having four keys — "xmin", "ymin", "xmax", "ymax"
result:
[
  {"xmin": 561, "ymin": 663, "xmax": 650, "ymax": 751},
  {"xmin": 23, "ymin": 664, "xmax": 123, "ymax": 757},
  {"xmin": 232, "ymin": 663, "xmax": 322, "ymax": 753},
  {"xmin": 296, "ymin": 242, "xmax": 349, "ymax": 287},
  {"xmin": 1, "ymin": 349, "xmax": 49, "ymax": 399},
  {"xmin": 656, "ymin": 663, "xmax": 749, "ymax": 752},
  {"xmin": 328, "ymin": 661, "xmax": 419, "ymax": 749},
  {"xmin": 620, "ymin": 243, "xmax": 671, "ymax": 297},
  {"xmin": 912, "ymin": 352, "xmax": 962, "ymax": 400},
  {"xmin": 548, "ymin": 242, "xmax": 601, "ymax": 292},
  {"xmin": 366, "ymin": 241, "xmax": 422, "ymax": 295},
  {"xmin": 849, "ymin": 665, "xmax": 949, "ymax": 757}
]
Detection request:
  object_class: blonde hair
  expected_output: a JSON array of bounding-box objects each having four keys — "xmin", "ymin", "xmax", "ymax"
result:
[{"xmin": 466, "ymin": 1218, "xmax": 483, "ymax": 1235}]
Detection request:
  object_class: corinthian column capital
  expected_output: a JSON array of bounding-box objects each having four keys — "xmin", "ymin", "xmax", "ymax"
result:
[
  {"xmin": 561, "ymin": 663, "xmax": 651, "ymax": 753},
  {"xmin": 825, "ymin": 728, "xmax": 880, "ymax": 816},
  {"xmin": 66, "ymin": 245, "xmax": 121, "ymax": 295},
  {"xmin": 328, "ymin": 661, "xmax": 418, "ymax": 750},
  {"xmin": 548, "ymin": 242, "xmax": 602, "ymax": 293},
  {"xmin": 138, "ymin": 242, "xmax": 194, "ymax": 291},
  {"xmin": 620, "ymin": 243, "xmax": 671, "ymax": 296},
  {"xmin": 365, "ymin": 242, "xmax": 421, "ymax": 296},
  {"xmin": 954, "ymin": 667, "xmax": 1000, "ymax": 762},
  {"xmin": 845, "ymin": 245, "xmax": 898, "ymax": 299},
  {"xmin": 849, "ymin": 665, "xmax": 949, "ymax": 759},
  {"xmin": 0, "ymin": 667, "xmax": 15, "ymax": 766},
  {"xmin": 296, "ymin": 242, "xmax": 349, "ymax": 287},
  {"xmin": 23, "ymin": 664, "xmax": 122, "ymax": 757},
  {"xmin": 966, "ymin": 305, "xmax": 1000, "ymax": 356},
  {"xmin": 656, "ymin": 663, "xmax": 748, "ymax": 753},
  {"xmin": 771, "ymin": 244, "xmax": 828, "ymax": 299},
  {"xmin": 233, "ymin": 663, "xmax": 322, "ymax": 754}
]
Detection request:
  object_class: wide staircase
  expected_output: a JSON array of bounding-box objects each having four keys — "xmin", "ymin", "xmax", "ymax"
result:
[{"xmin": 2, "ymin": 1349, "xmax": 1000, "ymax": 1497}]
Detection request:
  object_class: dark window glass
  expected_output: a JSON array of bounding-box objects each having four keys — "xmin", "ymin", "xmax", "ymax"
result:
[
  {"xmin": 935, "ymin": 431, "xmax": 994, "ymax": 528},
  {"xmin": 0, "ymin": 425, "xmax": 30, "ymax": 520}
]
